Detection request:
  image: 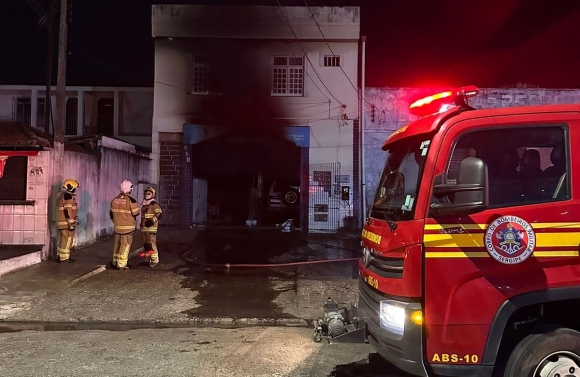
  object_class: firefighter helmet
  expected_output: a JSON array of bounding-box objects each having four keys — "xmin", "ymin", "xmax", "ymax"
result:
[
  {"xmin": 144, "ymin": 186, "xmax": 156, "ymax": 197},
  {"xmin": 120, "ymin": 180, "xmax": 133, "ymax": 194},
  {"xmin": 62, "ymin": 179, "xmax": 79, "ymax": 194}
]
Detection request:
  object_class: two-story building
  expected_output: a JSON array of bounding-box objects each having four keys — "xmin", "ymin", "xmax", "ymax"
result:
[
  {"xmin": 0, "ymin": 85, "xmax": 153, "ymax": 149},
  {"xmin": 151, "ymin": 5, "xmax": 361, "ymax": 232}
]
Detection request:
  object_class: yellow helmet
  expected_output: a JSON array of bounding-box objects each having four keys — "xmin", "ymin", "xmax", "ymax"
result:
[
  {"xmin": 62, "ymin": 179, "xmax": 79, "ymax": 194},
  {"xmin": 144, "ymin": 186, "xmax": 156, "ymax": 197}
]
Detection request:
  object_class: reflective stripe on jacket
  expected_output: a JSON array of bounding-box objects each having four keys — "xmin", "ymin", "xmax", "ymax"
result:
[
  {"xmin": 57, "ymin": 193, "xmax": 78, "ymax": 230},
  {"xmin": 110, "ymin": 193, "xmax": 140, "ymax": 234},
  {"xmin": 140, "ymin": 201, "xmax": 163, "ymax": 233}
]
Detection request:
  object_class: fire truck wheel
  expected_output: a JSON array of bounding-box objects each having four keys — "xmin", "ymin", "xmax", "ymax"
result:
[{"xmin": 504, "ymin": 326, "xmax": 580, "ymax": 377}]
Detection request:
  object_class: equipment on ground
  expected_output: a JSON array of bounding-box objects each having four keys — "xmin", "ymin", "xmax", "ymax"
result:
[{"xmin": 312, "ymin": 297, "xmax": 366, "ymax": 344}]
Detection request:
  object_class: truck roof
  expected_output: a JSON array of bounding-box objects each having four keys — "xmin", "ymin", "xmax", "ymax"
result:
[{"xmin": 382, "ymin": 103, "xmax": 580, "ymax": 150}]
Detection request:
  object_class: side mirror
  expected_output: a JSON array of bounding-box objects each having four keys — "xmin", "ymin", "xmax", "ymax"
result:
[{"xmin": 430, "ymin": 157, "xmax": 488, "ymax": 217}]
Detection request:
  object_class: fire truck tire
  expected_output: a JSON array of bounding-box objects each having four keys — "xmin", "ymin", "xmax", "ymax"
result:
[{"xmin": 503, "ymin": 326, "xmax": 580, "ymax": 377}]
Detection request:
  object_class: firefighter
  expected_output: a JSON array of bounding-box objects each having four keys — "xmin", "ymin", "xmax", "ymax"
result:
[
  {"xmin": 56, "ymin": 179, "xmax": 79, "ymax": 263},
  {"xmin": 140, "ymin": 186, "xmax": 163, "ymax": 267},
  {"xmin": 110, "ymin": 180, "xmax": 140, "ymax": 270}
]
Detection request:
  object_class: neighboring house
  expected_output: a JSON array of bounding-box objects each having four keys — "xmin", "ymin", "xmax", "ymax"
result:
[
  {"xmin": 0, "ymin": 122, "xmax": 53, "ymax": 272},
  {"xmin": 0, "ymin": 85, "xmax": 154, "ymax": 149},
  {"xmin": 151, "ymin": 5, "xmax": 361, "ymax": 232}
]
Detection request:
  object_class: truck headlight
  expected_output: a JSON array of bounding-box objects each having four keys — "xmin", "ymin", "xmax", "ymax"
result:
[{"xmin": 380, "ymin": 300, "xmax": 408, "ymax": 337}]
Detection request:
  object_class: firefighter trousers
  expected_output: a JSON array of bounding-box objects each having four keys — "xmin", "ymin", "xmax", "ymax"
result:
[
  {"xmin": 57, "ymin": 229, "xmax": 75, "ymax": 261},
  {"xmin": 142, "ymin": 231, "xmax": 159, "ymax": 265},
  {"xmin": 112, "ymin": 232, "xmax": 134, "ymax": 268}
]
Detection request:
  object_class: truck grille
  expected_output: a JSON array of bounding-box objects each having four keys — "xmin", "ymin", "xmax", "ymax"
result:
[{"xmin": 367, "ymin": 253, "xmax": 404, "ymax": 279}]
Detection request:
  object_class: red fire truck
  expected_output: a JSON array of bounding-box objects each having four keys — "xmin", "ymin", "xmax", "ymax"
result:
[{"xmin": 358, "ymin": 86, "xmax": 580, "ymax": 377}]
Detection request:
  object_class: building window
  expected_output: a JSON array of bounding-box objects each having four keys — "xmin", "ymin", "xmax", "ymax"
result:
[
  {"xmin": 323, "ymin": 55, "xmax": 341, "ymax": 67},
  {"xmin": 0, "ymin": 156, "xmax": 28, "ymax": 201},
  {"xmin": 439, "ymin": 125, "xmax": 569, "ymax": 209},
  {"xmin": 191, "ymin": 55, "xmax": 209, "ymax": 94},
  {"xmin": 272, "ymin": 56, "xmax": 304, "ymax": 96}
]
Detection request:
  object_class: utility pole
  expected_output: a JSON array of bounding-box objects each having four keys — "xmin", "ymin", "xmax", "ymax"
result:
[
  {"xmin": 44, "ymin": 0, "xmax": 56, "ymax": 138},
  {"xmin": 50, "ymin": 0, "xmax": 68, "ymax": 259},
  {"xmin": 54, "ymin": 0, "xmax": 67, "ymax": 177}
]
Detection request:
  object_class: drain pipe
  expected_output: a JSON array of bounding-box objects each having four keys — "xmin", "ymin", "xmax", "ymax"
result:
[{"xmin": 361, "ymin": 36, "xmax": 367, "ymax": 224}]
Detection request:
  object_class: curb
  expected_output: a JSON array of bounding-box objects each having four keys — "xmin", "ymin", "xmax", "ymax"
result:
[
  {"xmin": 68, "ymin": 265, "xmax": 106, "ymax": 287},
  {"xmin": 0, "ymin": 317, "xmax": 311, "ymax": 333},
  {"xmin": 0, "ymin": 251, "xmax": 42, "ymax": 277}
]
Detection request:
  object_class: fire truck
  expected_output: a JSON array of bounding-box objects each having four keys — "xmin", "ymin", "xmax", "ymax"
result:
[{"xmin": 358, "ymin": 86, "xmax": 580, "ymax": 377}]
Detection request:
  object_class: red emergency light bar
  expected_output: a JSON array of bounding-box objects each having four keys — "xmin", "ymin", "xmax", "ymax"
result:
[{"xmin": 409, "ymin": 85, "xmax": 479, "ymax": 117}]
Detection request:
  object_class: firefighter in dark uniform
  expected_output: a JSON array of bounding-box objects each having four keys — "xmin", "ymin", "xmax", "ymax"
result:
[
  {"xmin": 140, "ymin": 186, "xmax": 163, "ymax": 267},
  {"xmin": 56, "ymin": 179, "xmax": 79, "ymax": 263},
  {"xmin": 110, "ymin": 180, "xmax": 140, "ymax": 270}
]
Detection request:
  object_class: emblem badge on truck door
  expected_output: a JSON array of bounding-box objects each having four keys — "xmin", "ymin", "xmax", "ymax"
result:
[{"xmin": 484, "ymin": 216, "xmax": 536, "ymax": 264}]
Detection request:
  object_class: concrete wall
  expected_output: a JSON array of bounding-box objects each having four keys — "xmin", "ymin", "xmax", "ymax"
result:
[
  {"xmin": 362, "ymin": 87, "xmax": 580, "ymax": 209},
  {"xmin": 63, "ymin": 139, "xmax": 153, "ymax": 247}
]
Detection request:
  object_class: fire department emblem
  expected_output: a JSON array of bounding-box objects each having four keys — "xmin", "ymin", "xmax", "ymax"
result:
[{"xmin": 484, "ymin": 216, "xmax": 536, "ymax": 264}]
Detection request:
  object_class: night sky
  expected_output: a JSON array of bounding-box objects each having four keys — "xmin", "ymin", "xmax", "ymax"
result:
[{"xmin": 2, "ymin": 0, "xmax": 580, "ymax": 88}]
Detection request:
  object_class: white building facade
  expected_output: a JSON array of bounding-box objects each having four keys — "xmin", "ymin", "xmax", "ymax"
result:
[{"xmin": 151, "ymin": 5, "xmax": 361, "ymax": 231}]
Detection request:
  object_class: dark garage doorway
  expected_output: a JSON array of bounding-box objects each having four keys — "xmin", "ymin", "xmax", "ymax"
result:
[{"xmin": 190, "ymin": 134, "xmax": 303, "ymax": 227}]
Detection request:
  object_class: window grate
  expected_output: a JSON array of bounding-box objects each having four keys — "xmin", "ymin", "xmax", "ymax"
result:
[{"xmin": 323, "ymin": 55, "xmax": 341, "ymax": 67}]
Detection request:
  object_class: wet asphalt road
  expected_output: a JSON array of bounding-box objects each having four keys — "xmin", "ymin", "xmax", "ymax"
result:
[
  {"xmin": 0, "ymin": 327, "xmax": 413, "ymax": 377},
  {"xmin": 165, "ymin": 229, "xmax": 361, "ymax": 321}
]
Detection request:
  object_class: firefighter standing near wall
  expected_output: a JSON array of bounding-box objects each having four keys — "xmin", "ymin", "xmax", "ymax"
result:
[
  {"xmin": 110, "ymin": 180, "xmax": 140, "ymax": 270},
  {"xmin": 140, "ymin": 187, "xmax": 163, "ymax": 267},
  {"xmin": 56, "ymin": 179, "xmax": 79, "ymax": 263}
]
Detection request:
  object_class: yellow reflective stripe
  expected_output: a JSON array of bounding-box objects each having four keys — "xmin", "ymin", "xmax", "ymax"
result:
[
  {"xmin": 425, "ymin": 222, "xmax": 580, "ymax": 230},
  {"xmin": 533, "ymin": 251, "xmax": 579, "ymax": 257},
  {"xmin": 115, "ymin": 225, "xmax": 136, "ymax": 230},
  {"xmin": 426, "ymin": 252, "xmax": 489, "ymax": 258},
  {"xmin": 57, "ymin": 221, "xmax": 69, "ymax": 226},
  {"xmin": 131, "ymin": 209, "xmax": 140, "ymax": 215},
  {"xmin": 424, "ymin": 224, "xmax": 486, "ymax": 230},
  {"xmin": 144, "ymin": 214, "xmax": 156, "ymax": 218},
  {"xmin": 426, "ymin": 251, "xmax": 579, "ymax": 258},
  {"xmin": 142, "ymin": 227, "xmax": 158, "ymax": 232},
  {"xmin": 58, "ymin": 207, "xmax": 65, "ymax": 210},
  {"xmin": 111, "ymin": 209, "xmax": 132, "ymax": 214},
  {"xmin": 153, "ymin": 209, "xmax": 162, "ymax": 213},
  {"xmin": 531, "ymin": 222, "xmax": 580, "ymax": 229},
  {"xmin": 64, "ymin": 204, "xmax": 76, "ymax": 208},
  {"xmin": 424, "ymin": 234, "xmax": 485, "ymax": 248},
  {"xmin": 424, "ymin": 233, "xmax": 580, "ymax": 248}
]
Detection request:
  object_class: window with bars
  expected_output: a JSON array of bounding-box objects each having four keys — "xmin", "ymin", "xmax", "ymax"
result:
[
  {"xmin": 272, "ymin": 56, "xmax": 304, "ymax": 96},
  {"xmin": 323, "ymin": 55, "xmax": 341, "ymax": 67},
  {"xmin": 191, "ymin": 55, "xmax": 209, "ymax": 94}
]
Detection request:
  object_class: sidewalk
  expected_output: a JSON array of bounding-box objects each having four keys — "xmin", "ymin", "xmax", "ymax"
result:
[
  {"xmin": 0, "ymin": 232, "xmax": 146, "ymax": 321},
  {"xmin": 0, "ymin": 227, "xmax": 362, "ymax": 330}
]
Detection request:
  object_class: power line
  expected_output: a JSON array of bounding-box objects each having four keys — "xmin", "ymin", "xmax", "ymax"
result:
[
  {"xmin": 303, "ymin": 0, "xmax": 373, "ymax": 108},
  {"xmin": 275, "ymin": 0, "xmax": 345, "ymax": 106}
]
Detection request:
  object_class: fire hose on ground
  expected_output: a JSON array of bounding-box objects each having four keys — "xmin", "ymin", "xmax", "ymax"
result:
[{"xmin": 180, "ymin": 243, "xmax": 361, "ymax": 269}]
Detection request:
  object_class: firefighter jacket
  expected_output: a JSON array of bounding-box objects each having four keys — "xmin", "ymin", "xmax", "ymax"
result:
[
  {"xmin": 110, "ymin": 193, "xmax": 140, "ymax": 234},
  {"xmin": 56, "ymin": 193, "xmax": 78, "ymax": 230},
  {"xmin": 140, "ymin": 200, "xmax": 163, "ymax": 233}
]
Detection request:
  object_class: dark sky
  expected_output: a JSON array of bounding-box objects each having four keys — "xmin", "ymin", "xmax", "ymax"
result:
[{"xmin": 2, "ymin": 0, "xmax": 580, "ymax": 88}]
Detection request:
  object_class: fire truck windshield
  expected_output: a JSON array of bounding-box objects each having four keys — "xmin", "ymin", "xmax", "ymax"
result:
[{"xmin": 371, "ymin": 136, "xmax": 430, "ymax": 221}]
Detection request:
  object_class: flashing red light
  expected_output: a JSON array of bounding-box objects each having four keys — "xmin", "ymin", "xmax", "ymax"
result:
[{"xmin": 409, "ymin": 85, "xmax": 479, "ymax": 117}]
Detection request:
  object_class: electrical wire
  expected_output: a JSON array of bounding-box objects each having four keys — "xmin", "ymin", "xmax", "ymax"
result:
[
  {"xmin": 275, "ymin": 0, "xmax": 345, "ymax": 106},
  {"xmin": 303, "ymin": 0, "xmax": 374, "ymax": 108}
]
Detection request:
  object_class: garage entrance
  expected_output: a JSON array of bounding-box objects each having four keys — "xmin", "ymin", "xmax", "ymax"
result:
[{"xmin": 185, "ymin": 126, "xmax": 309, "ymax": 228}]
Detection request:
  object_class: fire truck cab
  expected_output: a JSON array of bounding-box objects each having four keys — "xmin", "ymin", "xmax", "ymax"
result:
[{"xmin": 358, "ymin": 86, "xmax": 580, "ymax": 377}]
